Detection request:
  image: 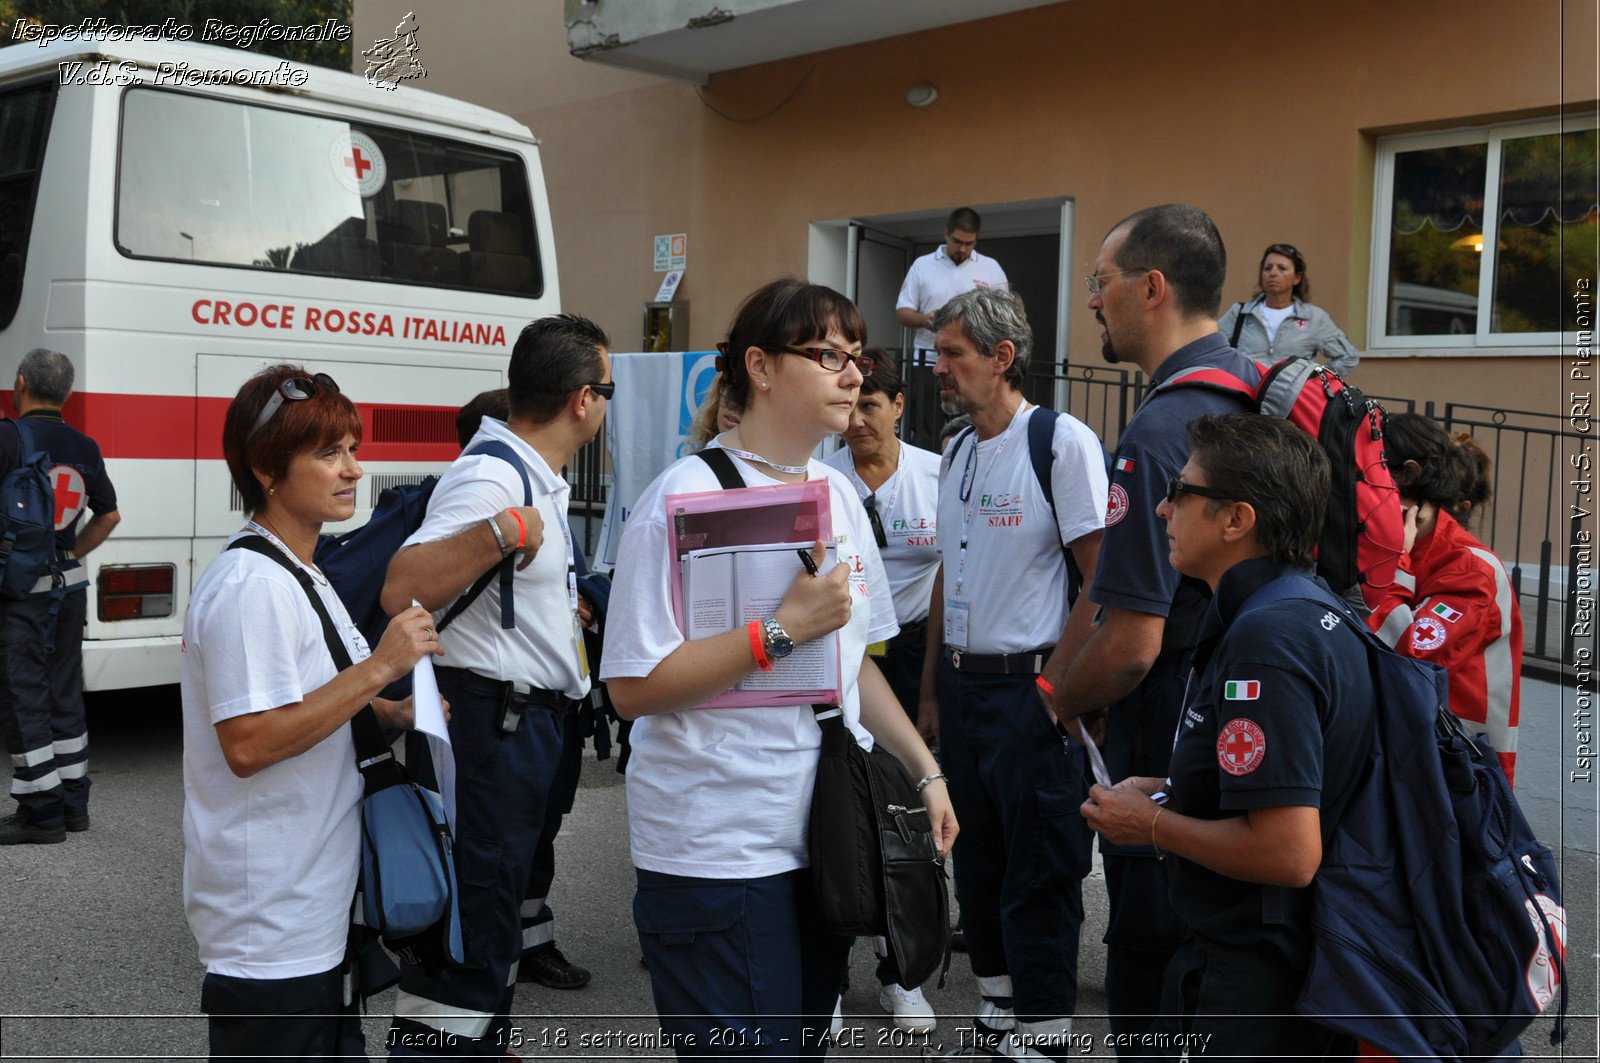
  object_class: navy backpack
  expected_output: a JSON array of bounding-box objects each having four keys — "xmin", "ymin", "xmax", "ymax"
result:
[
  {"xmin": 0, "ymin": 418, "xmax": 62, "ymax": 600},
  {"xmin": 314, "ymin": 439, "xmax": 532, "ymax": 649},
  {"xmin": 1242, "ymin": 576, "xmax": 1567, "ymax": 1058}
]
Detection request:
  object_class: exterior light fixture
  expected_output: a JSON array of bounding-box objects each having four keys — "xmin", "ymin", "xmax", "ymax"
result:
[{"xmin": 906, "ymin": 84, "xmax": 938, "ymax": 108}]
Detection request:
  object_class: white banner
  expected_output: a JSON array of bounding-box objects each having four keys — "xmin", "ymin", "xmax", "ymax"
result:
[{"xmin": 595, "ymin": 350, "xmax": 720, "ymax": 570}]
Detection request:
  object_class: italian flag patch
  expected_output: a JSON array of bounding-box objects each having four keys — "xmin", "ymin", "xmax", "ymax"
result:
[
  {"xmin": 1431, "ymin": 602, "xmax": 1463, "ymax": 623},
  {"xmin": 1224, "ymin": 680, "xmax": 1261, "ymax": 701},
  {"xmin": 1114, "ymin": 456, "xmax": 1136, "ymax": 472}
]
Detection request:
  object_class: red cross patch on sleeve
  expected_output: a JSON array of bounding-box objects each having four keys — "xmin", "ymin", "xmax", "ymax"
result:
[{"xmin": 1217, "ymin": 717, "xmax": 1267, "ymax": 776}]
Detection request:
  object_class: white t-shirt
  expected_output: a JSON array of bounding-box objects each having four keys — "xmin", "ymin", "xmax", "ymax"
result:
[
  {"xmin": 824, "ymin": 441, "xmax": 941, "ymax": 626},
  {"xmin": 600, "ymin": 450, "xmax": 899, "ymax": 879},
  {"xmin": 937, "ymin": 405, "xmax": 1108, "ymax": 655},
  {"xmin": 181, "ymin": 529, "xmax": 371, "ymax": 979},
  {"xmin": 896, "ymin": 245, "xmax": 1010, "ymax": 358},
  {"xmin": 1257, "ymin": 302, "xmax": 1296, "ymax": 343},
  {"xmin": 403, "ymin": 418, "xmax": 590, "ymax": 700}
]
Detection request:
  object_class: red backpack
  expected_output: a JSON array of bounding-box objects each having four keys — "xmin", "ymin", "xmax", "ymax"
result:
[{"xmin": 1149, "ymin": 356, "xmax": 1404, "ymax": 612}]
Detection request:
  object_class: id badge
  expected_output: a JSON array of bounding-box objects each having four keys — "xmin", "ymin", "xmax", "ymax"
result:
[
  {"xmin": 574, "ymin": 618, "xmax": 590, "ymax": 679},
  {"xmin": 944, "ymin": 596, "xmax": 971, "ymax": 650}
]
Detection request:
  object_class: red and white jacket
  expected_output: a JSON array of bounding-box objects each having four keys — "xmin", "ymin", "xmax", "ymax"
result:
[{"xmin": 1367, "ymin": 509, "xmax": 1522, "ymax": 786}]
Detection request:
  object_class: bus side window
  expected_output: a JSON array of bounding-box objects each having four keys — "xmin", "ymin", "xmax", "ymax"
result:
[{"xmin": 0, "ymin": 81, "xmax": 56, "ymax": 329}]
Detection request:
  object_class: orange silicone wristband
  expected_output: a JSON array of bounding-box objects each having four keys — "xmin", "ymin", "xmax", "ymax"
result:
[
  {"xmin": 504, "ymin": 509, "xmax": 527, "ymax": 551},
  {"xmin": 749, "ymin": 619, "xmax": 773, "ymax": 672},
  {"xmin": 1036, "ymin": 675, "xmax": 1055, "ymax": 697}
]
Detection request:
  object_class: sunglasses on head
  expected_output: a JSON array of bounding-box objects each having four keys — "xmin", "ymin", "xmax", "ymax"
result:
[{"xmin": 250, "ymin": 373, "xmax": 340, "ymax": 438}]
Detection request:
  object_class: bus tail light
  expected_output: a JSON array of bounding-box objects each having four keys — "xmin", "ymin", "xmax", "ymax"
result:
[{"xmin": 97, "ymin": 564, "xmax": 176, "ymax": 621}]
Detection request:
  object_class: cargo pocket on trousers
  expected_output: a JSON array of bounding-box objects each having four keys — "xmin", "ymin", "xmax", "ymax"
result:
[
  {"xmin": 1030, "ymin": 778, "xmax": 1091, "ymax": 889},
  {"xmin": 633, "ymin": 881, "xmax": 745, "ymax": 947}
]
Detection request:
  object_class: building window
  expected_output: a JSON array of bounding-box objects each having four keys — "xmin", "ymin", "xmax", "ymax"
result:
[{"xmin": 1372, "ymin": 117, "xmax": 1597, "ymax": 349}]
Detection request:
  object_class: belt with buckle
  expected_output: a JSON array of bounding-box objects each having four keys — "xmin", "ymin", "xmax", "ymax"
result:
[
  {"xmin": 945, "ymin": 647, "xmax": 1051, "ymax": 676},
  {"xmin": 436, "ymin": 666, "xmax": 579, "ymax": 714}
]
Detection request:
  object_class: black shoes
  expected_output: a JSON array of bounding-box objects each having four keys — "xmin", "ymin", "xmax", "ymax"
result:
[
  {"xmin": 518, "ymin": 944, "xmax": 592, "ymax": 989},
  {"xmin": 0, "ymin": 811, "xmax": 66, "ymax": 844},
  {"xmin": 66, "ymin": 811, "xmax": 90, "ymax": 832}
]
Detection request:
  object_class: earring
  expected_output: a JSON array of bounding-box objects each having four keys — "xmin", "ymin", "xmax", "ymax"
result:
[
  {"xmin": 760, "ymin": 382, "xmax": 769, "ymax": 390},
  {"xmin": 268, "ymin": 488, "xmax": 275, "ymax": 496}
]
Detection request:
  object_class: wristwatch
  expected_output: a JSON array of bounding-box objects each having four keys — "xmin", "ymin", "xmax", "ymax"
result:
[{"xmin": 762, "ymin": 617, "xmax": 796, "ymax": 661}]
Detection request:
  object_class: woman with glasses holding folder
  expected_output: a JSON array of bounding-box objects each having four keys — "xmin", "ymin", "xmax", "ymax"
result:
[
  {"xmin": 603, "ymin": 279, "xmax": 958, "ymax": 1059},
  {"xmin": 180, "ymin": 365, "xmax": 440, "ymax": 1060}
]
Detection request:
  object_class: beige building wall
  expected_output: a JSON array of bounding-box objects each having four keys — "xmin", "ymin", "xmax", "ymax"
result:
[{"xmin": 354, "ymin": 0, "xmax": 1593, "ymax": 428}]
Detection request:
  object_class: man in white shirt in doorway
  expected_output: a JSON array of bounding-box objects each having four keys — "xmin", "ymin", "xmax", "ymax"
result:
[{"xmin": 896, "ymin": 207, "xmax": 1009, "ymax": 450}]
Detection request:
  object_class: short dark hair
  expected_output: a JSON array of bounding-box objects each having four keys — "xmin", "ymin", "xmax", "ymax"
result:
[
  {"xmin": 716, "ymin": 278, "xmax": 866, "ymax": 409},
  {"xmin": 508, "ymin": 314, "xmax": 610, "ymax": 424},
  {"xmin": 457, "ymin": 388, "xmax": 510, "ymax": 448},
  {"xmin": 1109, "ymin": 203, "xmax": 1227, "ymax": 320},
  {"xmin": 858, "ymin": 348, "xmax": 903, "ymax": 399},
  {"xmin": 1187, "ymin": 414, "xmax": 1328, "ymax": 568},
  {"xmin": 932, "ymin": 287, "xmax": 1031, "ymax": 389},
  {"xmin": 1383, "ymin": 412, "xmax": 1493, "ymax": 523},
  {"xmin": 1258, "ymin": 243, "xmax": 1311, "ymax": 301},
  {"xmin": 17, "ymin": 348, "xmax": 73, "ymax": 405},
  {"xmin": 223, "ymin": 364, "xmax": 362, "ymax": 514},
  {"xmin": 946, "ymin": 207, "xmax": 981, "ymax": 234}
]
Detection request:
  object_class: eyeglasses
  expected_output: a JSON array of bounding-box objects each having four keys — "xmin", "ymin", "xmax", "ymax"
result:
[
  {"xmin": 773, "ymin": 345, "xmax": 876, "ymax": 375},
  {"xmin": 1165, "ymin": 476, "xmax": 1239, "ymax": 505},
  {"xmin": 585, "ymin": 381, "xmax": 615, "ymax": 400},
  {"xmin": 1083, "ymin": 267, "xmax": 1150, "ymax": 294},
  {"xmin": 862, "ymin": 494, "xmax": 888, "ymax": 548},
  {"xmin": 250, "ymin": 373, "xmax": 340, "ymax": 438}
]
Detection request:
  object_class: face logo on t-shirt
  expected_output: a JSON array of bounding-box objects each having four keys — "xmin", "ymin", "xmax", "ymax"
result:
[
  {"xmin": 1217, "ymin": 717, "xmax": 1266, "ymax": 776},
  {"xmin": 1412, "ymin": 615, "xmax": 1448, "ymax": 652},
  {"xmin": 1106, "ymin": 484, "xmax": 1130, "ymax": 527},
  {"xmin": 978, "ymin": 491, "xmax": 1023, "ymax": 528}
]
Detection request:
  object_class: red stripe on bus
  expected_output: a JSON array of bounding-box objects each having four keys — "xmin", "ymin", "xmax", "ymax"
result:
[{"xmin": 2, "ymin": 392, "xmax": 462, "ymax": 463}]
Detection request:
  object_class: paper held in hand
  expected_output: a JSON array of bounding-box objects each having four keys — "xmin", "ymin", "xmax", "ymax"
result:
[{"xmin": 666, "ymin": 478, "xmax": 843, "ymax": 707}]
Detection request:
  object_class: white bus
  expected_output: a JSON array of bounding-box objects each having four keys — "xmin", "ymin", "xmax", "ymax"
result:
[{"xmin": 0, "ymin": 39, "xmax": 560, "ymax": 690}]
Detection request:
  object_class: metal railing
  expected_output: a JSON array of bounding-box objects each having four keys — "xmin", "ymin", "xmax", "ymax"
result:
[{"xmin": 564, "ymin": 360, "xmax": 1584, "ymax": 671}]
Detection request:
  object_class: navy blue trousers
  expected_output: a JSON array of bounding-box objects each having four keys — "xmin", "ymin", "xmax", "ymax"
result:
[
  {"xmin": 937, "ymin": 659, "xmax": 1092, "ymax": 1023},
  {"xmin": 389, "ymin": 672, "xmax": 563, "ymax": 1059},
  {"xmin": 0, "ymin": 590, "xmax": 89, "ymax": 824},
  {"xmin": 521, "ymin": 706, "xmax": 583, "ymax": 958},
  {"xmin": 203, "ymin": 963, "xmax": 364, "ymax": 1062},
  {"xmin": 1151, "ymin": 936, "xmax": 1354, "ymax": 1061},
  {"xmin": 1102, "ymin": 671, "xmax": 1189, "ymax": 1052},
  {"xmin": 635, "ymin": 867, "xmax": 850, "ymax": 1060}
]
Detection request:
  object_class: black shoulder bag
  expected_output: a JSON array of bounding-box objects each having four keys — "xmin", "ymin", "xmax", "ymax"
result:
[{"xmin": 695, "ymin": 448, "xmax": 949, "ymax": 987}]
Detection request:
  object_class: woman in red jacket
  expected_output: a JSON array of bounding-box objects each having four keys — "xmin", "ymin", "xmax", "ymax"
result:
[{"xmin": 1368, "ymin": 413, "xmax": 1522, "ymax": 784}]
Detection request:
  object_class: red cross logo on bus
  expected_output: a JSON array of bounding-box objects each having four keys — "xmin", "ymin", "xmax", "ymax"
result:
[
  {"xmin": 49, "ymin": 465, "xmax": 86, "ymax": 531},
  {"xmin": 344, "ymin": 147, "xmax": 373, "ymax": 179},
  {"xmin": 1216, "ymin": 718, "xmax": 1266, "ymax": 776}
]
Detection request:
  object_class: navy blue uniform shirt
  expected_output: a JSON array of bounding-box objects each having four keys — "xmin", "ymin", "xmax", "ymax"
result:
[
  {"xmin": 1166, "ymin": 556, "xmax": 1374, "ymax": 964},
  {"xmin": 0, "ymin": 409, "xmax": 117, "ymax": 552},
  {"xmin": 1093, "ymin": 332, "xmax": 1260, "ymax": 784}
]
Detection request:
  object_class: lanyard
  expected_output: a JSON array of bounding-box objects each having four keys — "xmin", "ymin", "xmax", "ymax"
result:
[
  {"xmin": 243, "ymin": 520, "xmax": 322, "ymax": 583},
  {"xmin": 846, "ymin": 443, "xmax": 904, "ymax": 534},
  {"xmin": 954, "ymin": 403, "xmax": 1030, "ymax": 596},
  {"xmin": 552, "ymin": 497, "xmax": 579, "ymax": 615},
  {"xmin": 709, "ymin": 437, "xmax": 809, "ymax": 476}
]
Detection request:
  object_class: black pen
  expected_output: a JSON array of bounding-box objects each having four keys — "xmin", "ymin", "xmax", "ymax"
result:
[{"xmin": 797, "ymin": 549, "xmax": 819, "ymax": 577}]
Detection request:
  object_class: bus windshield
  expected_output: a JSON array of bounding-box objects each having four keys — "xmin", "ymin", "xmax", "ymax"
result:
[{"xmin": 116, "ymin": 87, "xmax": 542, "ymax": 297}]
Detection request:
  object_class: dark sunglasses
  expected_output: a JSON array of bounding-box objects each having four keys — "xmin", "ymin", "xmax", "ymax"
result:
[
  {"xmin": 250, "ymin": 373, "xmax": 339, "ymax": 437},
  {"xmin": 774, "ymin": 345, "xmax": 875, "ymax": 375},
  {"xmin": 862, "ymin": 493, "xmax": 888, "ymax": 549},
  {"xmin": 1165, "ymin": 476, "xmax": 1239, "ymax": 505},
  {"xmin": 585, "ymin": 381, "xmax": 615, "ymax": 400}
]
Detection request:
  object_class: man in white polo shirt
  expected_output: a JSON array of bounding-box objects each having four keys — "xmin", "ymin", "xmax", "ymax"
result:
[{"xmin": 896, "ymin": 207, "xmax": 1009, "ymax": 449}]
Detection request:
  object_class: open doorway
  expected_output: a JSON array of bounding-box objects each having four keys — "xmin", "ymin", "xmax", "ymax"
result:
[{"xmin": 808, "ymin": 197, "xmax": 1075, "ymax": 443}]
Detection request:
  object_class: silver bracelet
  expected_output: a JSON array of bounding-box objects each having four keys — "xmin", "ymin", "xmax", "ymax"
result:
[
  {"xmin": 915, "ymin": 772, "xmax": 947, "ymax": 793},
  {"xmin": 484, "ymin": 514, "xmax": 509, "ymax": 555}
]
